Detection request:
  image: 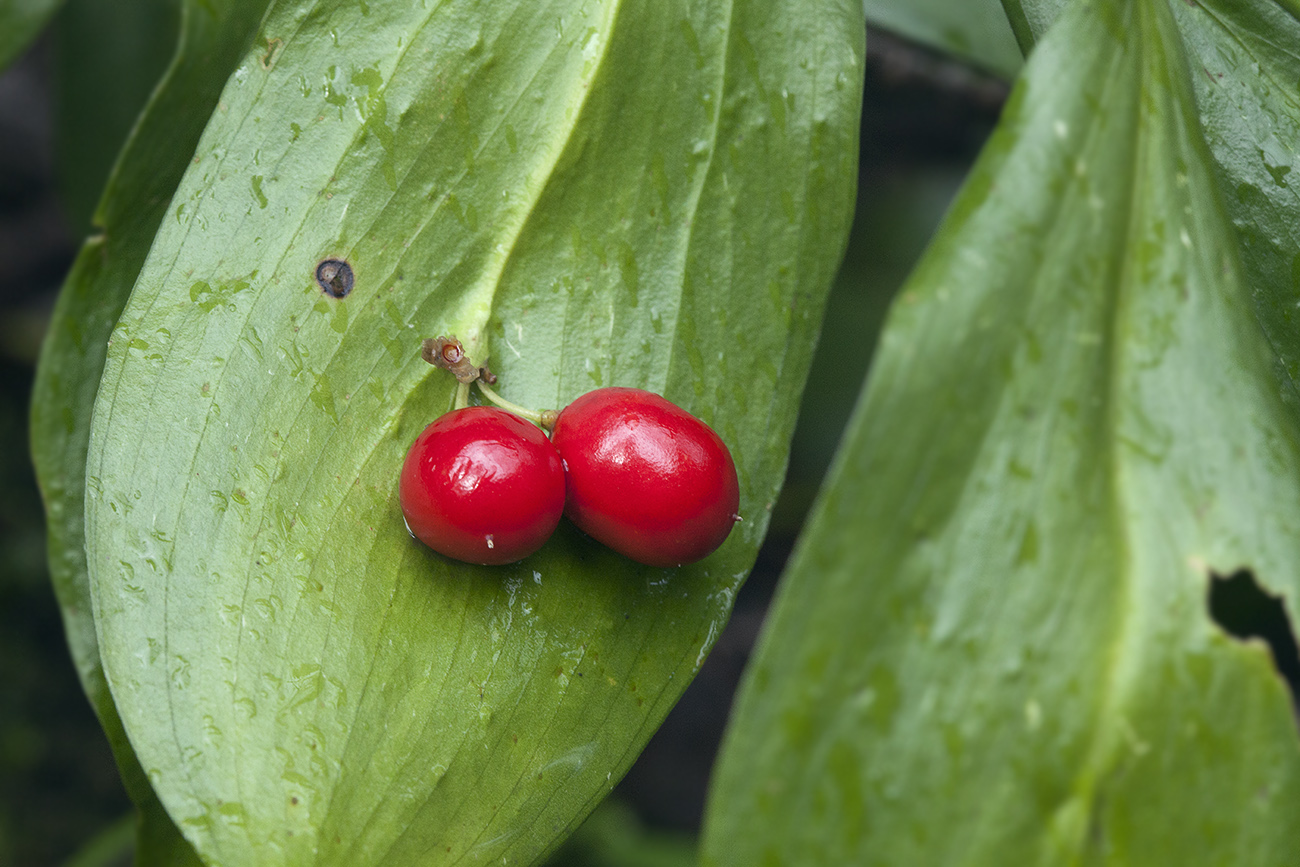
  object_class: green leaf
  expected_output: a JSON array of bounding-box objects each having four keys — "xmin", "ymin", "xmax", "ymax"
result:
[
  {"xmin": 1170, "ymin": 1, "xmax": 1300, "ymax": 401},
  {"xmin": 30, "ymin": 0, "xmax": 272, "ymax": 863},
  {"xmin": 864, "ymin": 0, "xmax": 1022, "ymax": 79},
  {"xmin": 54, "ymin": 0, "xmax": 181, "ymax": 230},
  {"xmin": 701, "ymin": 0, "xmax": 1300, "ymax": 863},
  {"xmin": 0, "ymin": 0, "xmax": 63, "ymax": 70},
  {"xmin": 62, "ymin": 815, "xmax": 134, "ymax": 867},
  {"xmin": 82, "ymin": 1, "xmax": 862, "ymax": 864},
  {"xmin": 542, "ymin": 799, "xmax": 696, "ymax": 867},
  {"xmin": 998, "ymin": 0, "xmax": 1068, "ymax": 52}
]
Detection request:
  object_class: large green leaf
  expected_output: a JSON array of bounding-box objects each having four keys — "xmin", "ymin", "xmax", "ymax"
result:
[
  {"xmin": 0, "ymin": 0, "xmax": 63, "ymax": 70},
  {"xmin": 864, "ymin": 0, "xmax": 1022, "ymax": 79},
  {"xmin": 30, "ymin": 0, "xmax": 272, "ymax": 863},
  {"xmin": 82, "ymin": 1, "xmax": 862, "ymax": 864},
  {"xmin": 701, "ymin": 0, "xmax": 1300, "ymax": 863}
]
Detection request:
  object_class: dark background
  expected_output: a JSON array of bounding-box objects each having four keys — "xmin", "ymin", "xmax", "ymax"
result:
[{"xmin": 0, "ymin": 23, "xmax": 1008, "ymax": 866}]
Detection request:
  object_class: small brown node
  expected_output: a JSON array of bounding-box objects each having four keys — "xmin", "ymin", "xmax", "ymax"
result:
[
  {"xmin": 421, "ymin": 335, "xmax": 481, "ymax": 383},
  {"xmin": 315, "ymin": 259, "xmax": 354, "ymax": 298}
]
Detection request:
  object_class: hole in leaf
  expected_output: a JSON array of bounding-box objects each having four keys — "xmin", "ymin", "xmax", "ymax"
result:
[
  {"xmin": 1207, "ymin": 568, "xmax": 1300, "ymax": 712},
  {"xmin": 315, "ymin": 258, "xmax": 353, "ymax": 298}
]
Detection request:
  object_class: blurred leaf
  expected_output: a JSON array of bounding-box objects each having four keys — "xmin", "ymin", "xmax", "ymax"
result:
[
  {"xmin": 542, "ymin": 799, "xmax": 696, "ymax": 867},
  {"xmin": 30, "ymin": 0, "xmax": 272, "ymax": 863},
  {"xmin": 82, "ymin": 1, "xmax": 862, "ymax": 865},
  {"xmin": 0, "ymin": 0, "xmax": 64, "ymax": 70},
  {"xmin": 702, "ymin": 0, "xmax": 1300, "ymax": 864},
  {"xmin": 62, "ymin": 814, "xmax": 133, "ymax": 867},
  {"xmin": 776, "ymin": 167, "xmax": 968, "ymax": 534},
  {"xmin": 997, "ymin": 0, "xmax": 1068, "ymax": 53},
  {"xmin": 864, "ymin": 0, "xmax": 1022, "ymax": 78},
  {"xmin": 54, "ymin": 0, "xmax": 181, "ymax": 229}
]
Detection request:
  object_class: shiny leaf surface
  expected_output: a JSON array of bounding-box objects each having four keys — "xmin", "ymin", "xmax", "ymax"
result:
[
  {"xmin": 81, "ymin": 1, "xmax": 862, "ymax": 864},
  {"xmin": 31, "ymin": 0, "xmax": 275, "ymax": 862},
  {"xmin": 1170, "ymin": 0, "xmax": 1300, "ymax": 402},
  {"xmin": 702, "ymin": 0, "xmax": 1300, "ymax": 863}
]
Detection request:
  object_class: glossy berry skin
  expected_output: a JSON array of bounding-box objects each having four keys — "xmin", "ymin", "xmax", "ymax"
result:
[
  {"xmin": 399, "ymin": 407, "xmax": 565, "ymax": 565},
  {"xmin": 551, "ymin": 387, "xmax": 740, "ymax": 568}
]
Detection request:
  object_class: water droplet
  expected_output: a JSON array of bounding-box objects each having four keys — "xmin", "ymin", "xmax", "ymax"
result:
[{"xmin": 235, "ymin": 697, "xmax": 258, "ymax": 720}]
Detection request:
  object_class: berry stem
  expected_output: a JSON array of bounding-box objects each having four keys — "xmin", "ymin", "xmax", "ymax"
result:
[
  {"xmin": 454, "ymin": 381, "xmax": 471, "ymax": 410},
  {"xmin": 476, "ymin": 381, "xmax": 557, "ymax": 430}
]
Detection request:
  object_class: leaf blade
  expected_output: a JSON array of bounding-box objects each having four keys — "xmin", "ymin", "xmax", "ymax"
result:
[
  {"xmin": 701, "ymin": 0, "xmax": 1300, "ymax": 863},
  {"xmin": 30, "ymin": 0, "xmax": 275, "ymax": 862},
  {"xmin": 864, "ymin": 0, "xmax": 1022, "ymax": 79},
  {"xmin": 1171, "ymin": 0, "xmax": 1300, "ymax": 406},
  {"xmin": 53, "ymin": 0, "xmax": 180, "ymax": 230},
  {"xmin": 83, "ymin": 1, "xmax": 863, "ymax": 864},
  {"xmin": 0, "ymin": 0, "xmax": 63, "ymax": 70}
]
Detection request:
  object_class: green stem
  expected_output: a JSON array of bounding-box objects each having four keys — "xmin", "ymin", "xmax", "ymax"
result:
[
  {"xmin": 453, "ymin": 381, "xmax": 470, "ymax": 410},
  {"xmin": 476, "ymin": 381, "xmax": 555, "ymax": 428}
]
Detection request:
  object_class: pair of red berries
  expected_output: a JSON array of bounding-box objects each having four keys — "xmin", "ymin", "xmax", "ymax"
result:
[{"xmin": 399, "ymin": 386, "xmax": 741, "ymax": 568}]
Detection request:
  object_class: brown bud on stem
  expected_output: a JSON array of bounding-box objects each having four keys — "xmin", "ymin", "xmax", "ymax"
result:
[{"xmin": 421, "ymin": 336, "xmax": 481, "ymax": 383}]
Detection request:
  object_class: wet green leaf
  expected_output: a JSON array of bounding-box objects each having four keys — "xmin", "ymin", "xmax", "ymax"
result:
[
  {"xmin": 30, "ymin": 0, "xmax": 272, "ymax": 863},
  {"xmin": 864, "ymin": 0, "xmax": 1022, "ymax": 78},
  {"xmin": 1170, "ymin": 1, "xmax": 1300, "ymax": 404},
  {"xmin": 702, "ymin": 0, "xmax": 1300, "ymax": 863},
  {"xmin": 81, "ymin": 1, "xmax": 862, "ymax": 864},
  {"xmin": 0, "ymin": 0, "xmax": 63, "ymax": 70}
]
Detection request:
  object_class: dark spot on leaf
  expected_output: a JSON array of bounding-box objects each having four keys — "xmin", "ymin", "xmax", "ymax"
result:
[
  {"xmin": 1208, "ymin": 568, "xmax": 1299, "ymax": 712},
  {"xmin": 316, "ymin": 258, "xmax": 354, "ymax": 298}
]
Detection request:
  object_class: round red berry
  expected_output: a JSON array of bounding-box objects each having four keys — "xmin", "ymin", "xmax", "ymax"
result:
[
  {"xmin": 399, "ymin": 406, "xmax": 565, "ymax": 565},
  {"xmin": 550, "ymin": 387, "xmax": 740, "ymax": 568}
]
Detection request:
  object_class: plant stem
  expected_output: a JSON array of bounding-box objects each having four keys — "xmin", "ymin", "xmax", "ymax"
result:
[
  {"xmin": 454, "ymin": 381, "xmax": 470, "ymax": 410},
  {"xmin": 476, "ymin": 381, "xmax": 553, "ymax": 428}
]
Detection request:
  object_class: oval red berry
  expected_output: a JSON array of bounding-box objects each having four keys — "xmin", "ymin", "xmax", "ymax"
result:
[
  {"xmin": 399, "ymin": 406, "xmax": 565, "ymax": 565},
  {"xmin": 551, "ymin": 387, "xmax": 740, "ymax": 568}
]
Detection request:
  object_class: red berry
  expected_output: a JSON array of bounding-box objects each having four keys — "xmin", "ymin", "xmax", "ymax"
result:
[
  {"xmin": 550, "ymin": 387, "xmax": 740, "ymax": 567},
  {"xmin": 399, "ymin": 406, "xmax": 565, "ymax": 565}
]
